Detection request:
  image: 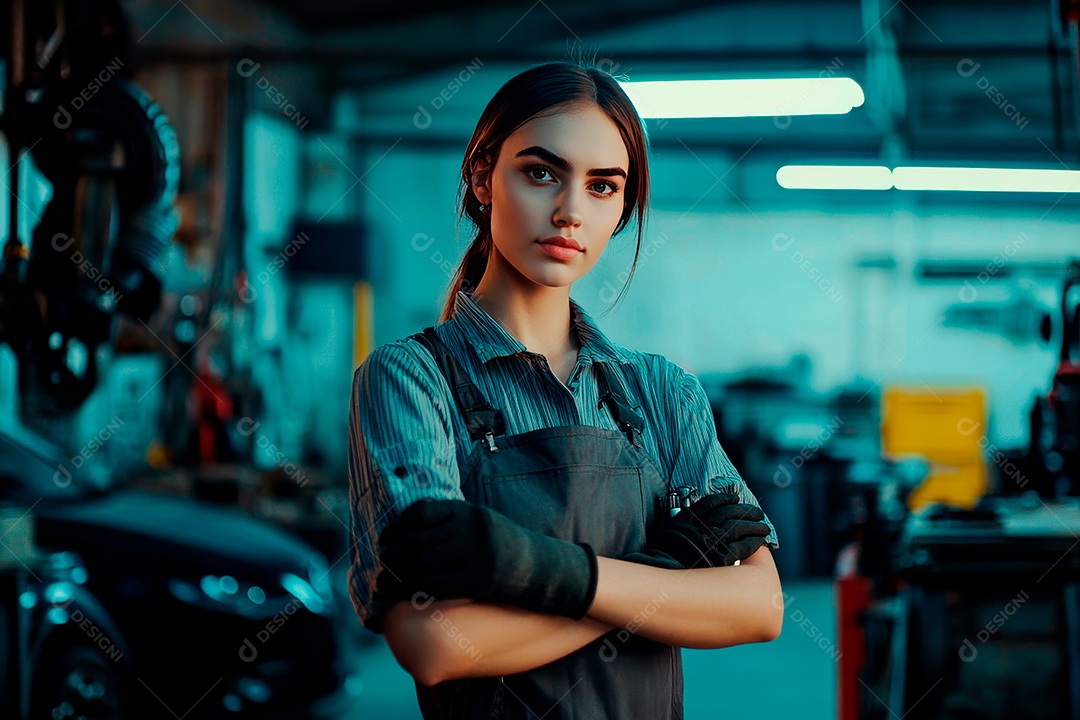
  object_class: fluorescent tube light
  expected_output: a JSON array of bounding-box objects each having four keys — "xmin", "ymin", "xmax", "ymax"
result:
[
  {"xmin": 619, "ymin": 78, "xmax": 865, "ymax": 119},
  {"xmin": 777, "ymin": 165, "xmax": 1080, "ymax": 192},
  {"xmin": 776, "ymin": 165, "xmax": 892, "ymax": 190},
  {"xmin": 892, "ymin": 167, "xmax": 1080, "ymax": 192}
]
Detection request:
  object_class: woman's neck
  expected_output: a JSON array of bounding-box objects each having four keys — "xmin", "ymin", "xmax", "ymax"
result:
[{"xmin": 471, "ymin": 275, "xmax": 578, "ymax": 360}]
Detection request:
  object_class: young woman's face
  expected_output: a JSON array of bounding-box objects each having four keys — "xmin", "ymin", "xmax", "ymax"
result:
[{"xmin": 477, "ymin": 102, "xmax": 630, "ymax": 289}]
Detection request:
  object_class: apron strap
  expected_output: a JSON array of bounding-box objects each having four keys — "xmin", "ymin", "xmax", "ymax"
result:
[
  {"xmin": 594, "ymin": 361, "xmax": 646, "ymax": 447},
  {"xmin": 409, "ymin": 327, "xmax": 506, "ymax": 445},
  {"xmin": 409, "ymin": 326, "xmax": 646, "ymax": 450}
]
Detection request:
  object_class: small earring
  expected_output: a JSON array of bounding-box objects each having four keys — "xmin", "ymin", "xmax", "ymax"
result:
[{"xmin": 478, "ymin": 203, "xmax": 486, "ymax": 213}]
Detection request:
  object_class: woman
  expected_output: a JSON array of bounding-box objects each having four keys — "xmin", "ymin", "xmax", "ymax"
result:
[{"xmin": 347, "ymin": 59, "xmax": 782, "ymax": 720}]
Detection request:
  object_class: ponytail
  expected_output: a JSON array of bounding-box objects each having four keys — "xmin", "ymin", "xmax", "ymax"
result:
[
  {"xmin": 440, "ymin": 230, "xmax": 491, "ymax": 322},
  {"xmin": 440, "ymin": 135, "xmax": 494, "ymax": 322}
]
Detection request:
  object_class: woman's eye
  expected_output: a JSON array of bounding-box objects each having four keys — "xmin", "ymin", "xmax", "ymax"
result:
[
  {"xmin": 526, "ymin": 166, "xmax": 553, "ymax": 182},
  {"xmin": 591, "ymin": 181, "xmax": 619, "ymax": 197}
]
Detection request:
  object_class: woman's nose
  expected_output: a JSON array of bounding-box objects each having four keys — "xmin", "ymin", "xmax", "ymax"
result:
[{"xmin": 553, "ymin": 190, "xmax": 584, "ymax": 228}]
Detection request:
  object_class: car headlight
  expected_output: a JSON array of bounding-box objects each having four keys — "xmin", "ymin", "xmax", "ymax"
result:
[
  {"xmin": 167, "ymin": 574, "xmax": 292, "ymax": 619},
  {"xmin": 280, "ymin": 572, "xmax": 328, "ymax": 615},
  {"xmin": 308, "ymin": 554, "xmax": 332, "ymax": 597}
]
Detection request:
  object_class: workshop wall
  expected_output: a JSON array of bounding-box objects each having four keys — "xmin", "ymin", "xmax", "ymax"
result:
[{"xmin": 355, "ymin": 144, "xmax": 1072, "ymax": 451}]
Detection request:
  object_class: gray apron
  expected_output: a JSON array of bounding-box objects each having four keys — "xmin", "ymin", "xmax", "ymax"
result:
[{"xmin": 407, "ymin": 326, "xmax": 683, "ymax": 720}]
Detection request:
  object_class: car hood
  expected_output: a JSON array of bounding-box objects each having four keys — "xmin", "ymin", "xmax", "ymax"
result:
[{"xmin": 35, "ymin": 490, "xmax": 319, "ymax": 581}]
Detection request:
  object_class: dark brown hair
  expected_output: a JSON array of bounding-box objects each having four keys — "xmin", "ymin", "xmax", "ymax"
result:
[{"xmin": 439, "ymin": 59, "xmax": 651, "ymax": 321}]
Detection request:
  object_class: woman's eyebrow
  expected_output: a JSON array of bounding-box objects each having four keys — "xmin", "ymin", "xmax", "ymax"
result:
[{"xmin": 515, "ymin": 146, "xmax": 626, "ymax": 178}]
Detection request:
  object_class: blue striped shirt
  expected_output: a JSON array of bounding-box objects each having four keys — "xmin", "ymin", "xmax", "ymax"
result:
[{"xmin": 346, "ymin": 290, "xmax": 779, "ymax": 630}]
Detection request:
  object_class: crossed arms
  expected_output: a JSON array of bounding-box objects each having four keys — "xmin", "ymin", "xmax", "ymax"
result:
[{"xmin": 384, "ymin": 545, "xmax": 782, "ymax": 687}]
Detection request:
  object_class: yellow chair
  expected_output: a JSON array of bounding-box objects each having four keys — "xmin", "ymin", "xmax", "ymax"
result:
[{"xmin": 880, "ymin": 388, "xmax": 988, "ymax": 511}]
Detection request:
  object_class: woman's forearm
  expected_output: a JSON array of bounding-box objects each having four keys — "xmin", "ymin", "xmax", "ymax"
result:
[
  {"xmin": 384, "ymin": 546, "xmax": 782, "ymax": 685},
  {"xmin": 383, "ymin": 596, "xmax": 614, "ymax": 686},
  {"xmin": 587, "ymin": 545, "xmax": 783, "ymax": 649}
]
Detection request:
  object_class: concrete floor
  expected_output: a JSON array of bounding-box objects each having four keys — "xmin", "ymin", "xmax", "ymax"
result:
[{"xmin": 337, "ymin": 578, "xmax": 837, "ymax": 719}]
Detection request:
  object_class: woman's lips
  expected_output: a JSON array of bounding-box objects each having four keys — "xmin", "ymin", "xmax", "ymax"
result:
[
  {"xmin": 537, "ymin": 242, "xmax": 582, "ymax": 261},
  {"xmin": 536, "ymin": 237, "xmax": 583, "ymax": 261}
]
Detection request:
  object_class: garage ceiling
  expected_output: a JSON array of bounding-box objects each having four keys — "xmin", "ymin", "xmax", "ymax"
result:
[{"xmin": 128, "ymin": 0, "xmax": 1078, "ymax": 161}]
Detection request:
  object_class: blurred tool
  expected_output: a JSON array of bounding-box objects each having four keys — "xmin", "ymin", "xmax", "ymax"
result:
[
  {"xmin": 0, "ymin": 0, "xmax": 179, "ymax": 413},
  {"xmin": 1030, "ymin": 259, "xmax": 1080, "ymax": 495}
]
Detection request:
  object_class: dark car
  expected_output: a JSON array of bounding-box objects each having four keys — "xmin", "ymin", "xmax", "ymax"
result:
[
  {"xmin": 0, "ymin": 423, "xmax": 348, "ymax": 719},
  {"xmin": 0, "ymin": 541, "xmax": 132, "ymax": 720}
]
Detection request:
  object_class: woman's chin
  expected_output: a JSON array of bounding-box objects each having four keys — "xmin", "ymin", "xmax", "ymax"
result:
[{"xmin": 524, "ymin": 268, "xmax": 582, "ymax": 289}]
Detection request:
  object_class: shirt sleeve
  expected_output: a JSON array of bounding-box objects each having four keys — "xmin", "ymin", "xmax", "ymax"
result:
[
  {"xmin": 660, "ymin": 358, "xmax": 780, "ymax": 550},
  {"xmin": 346, "ymin": 340, "xmax": 465, "ymax": 633}
]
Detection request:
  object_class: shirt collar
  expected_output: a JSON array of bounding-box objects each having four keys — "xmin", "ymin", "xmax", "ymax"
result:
[{"xmin": 447, "ymin": 290, "xmax": 634, "ymax": 366}]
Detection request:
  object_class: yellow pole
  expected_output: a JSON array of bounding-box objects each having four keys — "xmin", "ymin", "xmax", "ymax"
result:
[{"xmin": 353, "ymin": 281, "xmax": 374, "ymax": 369}]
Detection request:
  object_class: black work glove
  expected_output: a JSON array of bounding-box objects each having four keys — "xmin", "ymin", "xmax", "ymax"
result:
[
  {"xmin": 622, "ymin": 492, "xmax": 772, "ymax": 570},
  {"xmin": 375, "ymin": 499, "xmax": 598, "ymax": 620}
]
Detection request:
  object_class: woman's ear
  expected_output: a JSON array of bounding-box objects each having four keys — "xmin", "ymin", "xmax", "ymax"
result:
[{"xmin": 470, "ymin": 152, "xmax": 494, "ymax": 206}]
